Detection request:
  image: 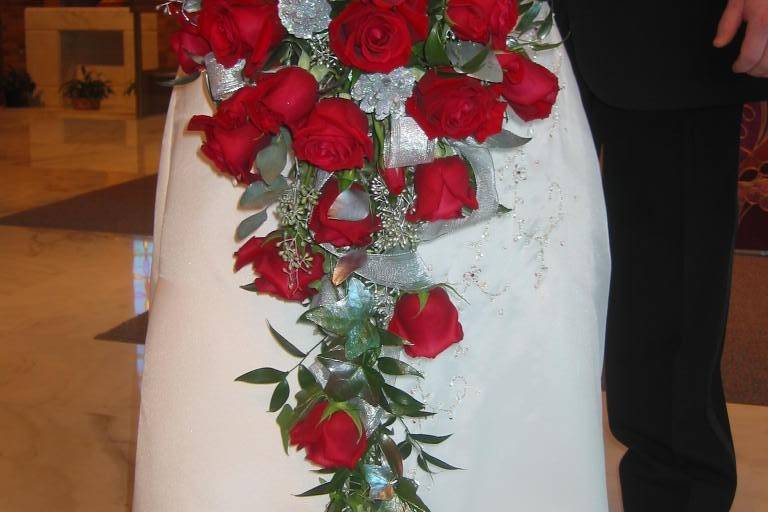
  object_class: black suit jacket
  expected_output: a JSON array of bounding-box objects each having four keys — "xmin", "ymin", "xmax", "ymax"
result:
[{"xmin": 553, "ymin": 0, "xmax": 767, "ymax": 110}]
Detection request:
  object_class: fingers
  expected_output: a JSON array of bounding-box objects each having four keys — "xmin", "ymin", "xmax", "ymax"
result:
[
  {"xmin": 714, "ymin": 0, "xmax": 745, "ymax": 47},
  {"xmin": 732, "ymin": 18, "xmax": 768, "ymax": 73},
  {"xmin": 746, "ymin": 42, "xmax": 768, "ymax": 77}
]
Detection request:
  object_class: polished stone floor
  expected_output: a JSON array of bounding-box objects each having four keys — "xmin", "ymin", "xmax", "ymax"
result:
[{"xmin": 0, "ymin": 106, "xmax": 765, "ymax": 511}]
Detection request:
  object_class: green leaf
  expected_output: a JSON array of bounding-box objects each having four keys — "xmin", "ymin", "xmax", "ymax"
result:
[
  {"xmin": 424, "ymin": 22, "xmax": 451, "ymax": 66},
  {"xmin": 422, "ymin": 451, "xmax": 463, "ymax": 470},
  {"xmin": 379, "ymin": 329, "xmax": 404, "ymax": 346},
  {"xmin": 256, "ymin": 136, "xmax": 288, "ymax": 185},
  {"xmin": 235, "ymin": 367, "xmax": 286, "ymax": 384},
  {"xmin": 409, "ymin": 433, "xmax": 452, "ymax": 445},
  {"xmin": 345, "ymin": 320, "xmax": 381, "ymax": 360},
  {"xmin": 295, "ymin": 481, "xmax": 335, "ymax": 497},
  {"xmin": 397, "ymin": 409, "xmax": 436, "ymax": 418},
  {"xmin": 240, "ymin": 282, "xmax": 259, "ymax": 292},
  {"xmin": 395, "ymin": 478, "xmax": 431, "ymax": 512},
  {"xmin": 416, "ymin": 290, "xmax": 430, "ymax": 313},
  {"xmin": 298, "ymin": 364, "xmax": 318, "ymax": 389},
  {"xmin": 497, "ymin": 204, "xmax": 513, "ymax": 215},
  {"xmin": 269, "ymin": 379, "xmax": 290, "ymax": 412},
  {"xmin": 377, "ymin": 357, "xmax": 423, "ymax": 378},
  {"xmin": 537, "ymin": 10, "xmax": 554, "ymax": 40},
  {"xmin": 235, "ymin": 210, "xmax": 268, "ymax": 241},
  {"xmin": 417, "ymin": 454, "xmax": 434, "ymax": 474},
  {"xmin": 276, "ymin": 404, "xmax": 295, "ymax": 453},
  {"xmin": 398, "ymin": 440, "xmax": 413, "ymax": 459},
  {"xmin": 324, "ymin": 366, "xmax": 367, "ymax": 401},
  {"xmin": 382, "ymin": 384, "xmax": 424, "ymax": 410},
  {"xmin": 267, "ymin": 321, "xmax": 306, "ymax": 357},
  {"xmin": 481, "ymin": 130, "xmax": 532, "ymax": 149},
  {"xmin": 238, "ymin": 176, "xmax": 288, "ymax": 209}
]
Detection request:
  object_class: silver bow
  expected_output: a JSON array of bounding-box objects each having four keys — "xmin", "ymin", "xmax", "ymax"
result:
[
  {"xmin": 383, "ymin": 116, "xmax": 435, "ymax": 168},
  {"xmin": 204, "ymin": 53, "xmax": 246, "ymax": 101}
]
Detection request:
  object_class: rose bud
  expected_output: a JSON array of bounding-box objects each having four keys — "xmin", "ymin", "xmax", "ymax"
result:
[
  {"xmin": 234, "ymin": 234, "xmax": 324, "ymax": 302},
  {"xmin": 188, "ymin": 113, "xmax": 269, "ymax": 184},
  {"xmin": 289, "ymin": 401, "xmax": 368, "ymax": 469},
  {"xmin": 405, "ymin": 70, "xmax": 506, "ymax": 143},
  {"xmin": 379, "ymin": 167, "xmax": 407, "ymax": 195},
  {"xmin": 329, "ymin": 0, "xmax": 427, "ymax": 73},
  {"xmin": 170, "ymin": 26, "xmax": 210, "ymax": 73},
  {"xmin": 388, "ymin": 287, "xmax": 464, "ymax": 358},
  {"xmin": 406, "ymin": 156, "xmax": 479, "ymax": 222},
  {"xmin": 292, "ymin": 98, "xmax": 374, "ymax": 171},
  {"xmin": 495, "ymin": 52, "xmax": 560, "ymax": 122},
  {"xmin": 309, "ymin": 180, "xmax": 381, "ymax": 247},
  {"xmin": 198, "ymin": 0, "xmax": 285, "ymax": 73},
  {"xmin": 447, "ymin": 0, "xmax": 518, "ymax": 50}
]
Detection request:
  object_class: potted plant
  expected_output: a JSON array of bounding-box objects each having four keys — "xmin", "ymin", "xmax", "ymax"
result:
[
  {"xmin": 61, "ymin": 66, "xmax": 114, "ymax": 110},
  {"xmin": 0, "ymin": 67, "xmax": 39, "ymax": 108}
]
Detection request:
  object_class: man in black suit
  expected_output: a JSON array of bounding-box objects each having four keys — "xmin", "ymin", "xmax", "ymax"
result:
[{"xmin": 553, "ymin": 1, "xmax": 768, "ymax": 511}]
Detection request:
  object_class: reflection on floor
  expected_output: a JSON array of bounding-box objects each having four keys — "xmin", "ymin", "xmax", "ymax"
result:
[{"xmin": 0, "ymin": 106, "xmax": 766, "ymax": 511}]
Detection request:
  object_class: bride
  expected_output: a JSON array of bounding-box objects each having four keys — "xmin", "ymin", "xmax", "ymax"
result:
[{"xmin": 134, "ymin": 0, "xmax": 610, "ymax": 510}]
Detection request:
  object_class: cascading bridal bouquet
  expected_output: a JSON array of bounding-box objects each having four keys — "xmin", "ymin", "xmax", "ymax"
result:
[{"xmin": 161, "ymin": 0, "xmax": 561, "ymax": 509}]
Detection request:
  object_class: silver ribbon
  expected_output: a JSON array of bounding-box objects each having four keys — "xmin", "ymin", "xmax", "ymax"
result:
[
  {"xmin": 383, "ymin": 116, "xmax": 435, "ymax": 168},
  {"xmin": 204, "ymin": 53, "xmax": 246, "ymax": 101},
  {"xmin": 418, "ymin": 141, "xmax": 500, "ymax": 241}
]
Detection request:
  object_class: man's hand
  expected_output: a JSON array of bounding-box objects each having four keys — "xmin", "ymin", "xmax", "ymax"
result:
[{"xmin": 714, "ymin": 0, "xmax": 768, "ymax": 77}]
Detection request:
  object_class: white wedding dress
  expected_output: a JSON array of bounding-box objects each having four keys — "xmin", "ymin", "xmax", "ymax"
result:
[{"xmin": 133, "ymin": 35, "xmax": 611, "ymax": 511}]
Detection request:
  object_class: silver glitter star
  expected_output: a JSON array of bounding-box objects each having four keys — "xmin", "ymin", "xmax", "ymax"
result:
[
  {"xmin": 278, "ymin": 0, "xmax": 331, "ymax": 39},
  {"xmin": 351, "ymin": 68, "xmax": 416, "ymax": 121}
]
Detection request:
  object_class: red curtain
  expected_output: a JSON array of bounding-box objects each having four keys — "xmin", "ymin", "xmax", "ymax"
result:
[{"xmin": 737, "ymin": 102, "xmax": 768, "ymax": 252}]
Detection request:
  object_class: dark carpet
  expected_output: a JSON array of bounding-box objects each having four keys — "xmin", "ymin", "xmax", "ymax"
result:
[{"xmin": 0, "ymin": 174, "xmax": 157, "ymax": 236}]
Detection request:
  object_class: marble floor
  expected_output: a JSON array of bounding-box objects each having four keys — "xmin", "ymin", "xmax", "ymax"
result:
[{"xmin": 0, "ymin": 106, "xmax": 766, "ymax": 511}]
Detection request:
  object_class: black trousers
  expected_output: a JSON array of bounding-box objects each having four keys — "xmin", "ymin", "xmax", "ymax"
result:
[{"xmin": 589, "ymin": 101, "xmax": 742, "ymax": 512}]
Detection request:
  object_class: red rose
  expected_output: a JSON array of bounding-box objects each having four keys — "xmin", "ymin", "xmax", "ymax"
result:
[
  {"xmin": 406, "ymin": 156, "xmax": 479, "ymax": 222},
  {"xmin": 246, "ymin": 67, "xmax": 318, "ymax": 133},
  {"xmin": 310, "ymin": 180, "xmax": 381, "ymax": 247},
  {"xmin": 495, "ymin": 52, "xmax": 559, "ymax": 122},
  {"xmin": 447, "ymin": 0, "xmax": 518, "ymax": 50},
  {"xmin": 171, "ymin": 25, "xmax": 211, "ymax": 73},
  {"xmin": 292, "ymin": 98, "xmax": 374, "ymax": 171},
  {"xmin": 329, "ymin": 0, "xmax": 427, "ymax": 73},
  {"xmin": 388, "ymin": 287, "xmax": 464, "ymax": 358},
  {"xmin": 199, "ymin": 0, "xmax": 285, "ymax": 74},
  {"xmin": 379, "ymin": 167, "xmax": 406, "ymax": 195},
  {"xmin": 405, "ymin": 70, "xmax": 506, "ymax": 142},
  {"xmin": 289, "ymin": 401, "xmax": 368, "ymax": 469},
  {"xmin": 188, "ymin": 112, "xmax": 268, "ymax": 184},
  {"xmin": 234, "ymin": 234, "xmax": 324, "ymax": 302}
]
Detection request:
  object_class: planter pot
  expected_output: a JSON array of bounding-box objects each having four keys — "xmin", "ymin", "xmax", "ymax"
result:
[{"xmin": 71, "ymin": 97, "xmax": 101, "ymax": 110}]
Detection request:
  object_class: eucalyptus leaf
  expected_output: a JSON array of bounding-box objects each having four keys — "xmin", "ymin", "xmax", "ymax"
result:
[
  {"xmin": 235, "ymin": 367, "xmax": 286, "ymax": 384},
  {"xmin": 516, "ymin": 0, "xmax": 542, "ymax": 34},
  {"xmin": 256, "ymin": 136, "xmax": 288, "ymax": 185},
  {"xmin": 481, "ymin": 129, "xmax": 532, "ymax": 149},
  {"xmin": 158, "ymin": 70, "xmax": 200, "ymax": 87},
  {"xmin": 235, "ymin": 210, "xmax": 268, "ymax": 241},
  {"xmin": 238, "ymin": 176, "xmax": 288, "ymax": 209},
  {"xmin": 267, "ymin": 321, "xmax": 306, "ymax": 357},
  {"xmin": 377, "ymin": 357, "xmax": 423, "ymax": 378},
  {"xmin": 409, "ymin": 433, "xmax": 452, "ymax": 445},
  {"xmin": 445, "ymin": 41, "xmax": 503, "ymax": 83}
]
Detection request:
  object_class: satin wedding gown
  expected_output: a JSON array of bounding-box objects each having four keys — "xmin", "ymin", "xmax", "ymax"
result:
[{"xmin": 134, "ymin": 33, "xmax": 611, "ymax": 511}]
